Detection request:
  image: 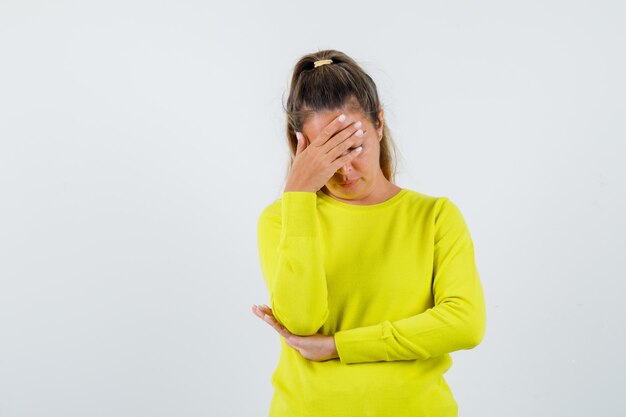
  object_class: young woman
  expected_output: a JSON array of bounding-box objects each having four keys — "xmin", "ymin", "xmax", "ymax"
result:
[{"xmin": 252, "ymin": 49, "xmax": 486, "ymax": 417}]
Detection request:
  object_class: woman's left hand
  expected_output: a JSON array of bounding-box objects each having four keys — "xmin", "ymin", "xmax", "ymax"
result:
[{"xmin": 251, "ymin": 304, "xmax": 339, "ymax": 362}]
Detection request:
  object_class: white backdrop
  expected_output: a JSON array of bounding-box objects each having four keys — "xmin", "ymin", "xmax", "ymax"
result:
[{"xmin": 1, "ymin": 1, "xmax": 624, "ymax": 416}]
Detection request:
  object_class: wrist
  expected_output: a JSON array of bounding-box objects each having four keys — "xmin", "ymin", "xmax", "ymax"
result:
[{"xmin": 284, "ymin": 182, "xmax": 316, "ymax": 193}]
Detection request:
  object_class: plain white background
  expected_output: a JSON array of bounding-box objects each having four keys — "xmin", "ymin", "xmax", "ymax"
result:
[{"xmin": 1, "ymin": 1, "xmax": 624, "ymax": 416}]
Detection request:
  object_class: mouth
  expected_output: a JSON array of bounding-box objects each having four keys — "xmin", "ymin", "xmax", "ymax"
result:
[{"xmin": 338, "ymin": 178, "xmax": 359, "ymax": 186}]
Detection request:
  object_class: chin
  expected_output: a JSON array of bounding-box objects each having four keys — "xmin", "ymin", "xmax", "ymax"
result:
[{"xmin": 330, "ymin": 184, "xmax": 362, "ymax": 197}]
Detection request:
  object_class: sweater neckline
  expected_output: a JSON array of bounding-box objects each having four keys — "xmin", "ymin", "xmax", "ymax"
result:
[{"xmin": 316, "ymin": 188, "xmax": 408, "ymax": 210}]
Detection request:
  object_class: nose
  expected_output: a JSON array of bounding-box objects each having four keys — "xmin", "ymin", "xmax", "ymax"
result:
[{"xmin": 337, "ymin": 162, "xmax": 353, "ymax": 175}]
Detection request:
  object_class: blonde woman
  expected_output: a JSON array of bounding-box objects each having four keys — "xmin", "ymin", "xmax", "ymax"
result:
[{"xmin": 252, "ymin": 49, "xmax": 486, "ymax": 417}]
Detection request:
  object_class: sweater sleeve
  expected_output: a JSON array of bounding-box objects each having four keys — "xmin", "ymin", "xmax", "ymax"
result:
[
  {"xmin": 257, "ymin": 192, "xmax": 329, "ymax": 336},
  {"xmin": 333, "ymin": 197, "xmax": 486, "ymax": 364}
]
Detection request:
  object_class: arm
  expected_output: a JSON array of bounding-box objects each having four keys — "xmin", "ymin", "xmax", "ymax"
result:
[
  {"xmin": 257, "ymin": 192, "xmax": 329, "ymax": 336},
  {"xmin": 333, "ymin": 197, "xmax": 486, "ymax": 364}
]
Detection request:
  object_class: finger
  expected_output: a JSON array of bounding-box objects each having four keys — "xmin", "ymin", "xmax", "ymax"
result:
[
  {"xmin": 253, "ymin": 303, "xmax": 272, "ymax": 313},
  {"xmin": 321, "ymin": 121, "xmax": 363, "ymax": 157},
  {"xmin": 332, "ymin": 146, "xmax": 363, "ymax": 170},
  {"xmin": 262, "ymin": 313, "xmax": 280, "ymax": 329},
  {"xmin": 333, "ymin": 129, "xmax": 366, "ymax": 159},
  {"xmin": 252, "ymin": 305, "xmax": 275, "ymax": 323},
  {"xmin": 255, "ymin": 304, "xmax": 270, "ymax": 315},
  {"xmin": 251, "ymin": 305, "xmax": 266, "ymax": 319},
  {"xmin": 258, "ymin": 305, "xmax": 277, "ymax": 320},
  {"xmin": 253, "ymin": 306, "xmax": 276, "ymax": 326},
  {"xmin": 255, "ymin": 305, "xmax": 294, "ymax": 339},
  {"xmin": 294, "ymin": 131, "xmax": 307, "ymax": 155},
  {"xmin": 314, "ymin": 113, "xmax": 351, "ymax": 147},
  {"xmin": 263, "ymin": 314, "xmax": 292, "ymax": 338},
  {"xmin": 253, "ymin": 306, "xmax": 288, "ymax": 334}
]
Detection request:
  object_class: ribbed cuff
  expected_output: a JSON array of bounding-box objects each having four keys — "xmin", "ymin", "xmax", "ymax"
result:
[
  {"xmin": 281, "ymin": 192, "xmax": 318, "ymax": 237},
  {"xmin": 334, "ymin": 322, "xmax": 387, "ymax": 364}
]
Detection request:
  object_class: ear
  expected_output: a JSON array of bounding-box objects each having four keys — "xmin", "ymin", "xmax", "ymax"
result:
[{"xmin": 377, "ymin": 108, "xmax": 385, "ymax": 141}]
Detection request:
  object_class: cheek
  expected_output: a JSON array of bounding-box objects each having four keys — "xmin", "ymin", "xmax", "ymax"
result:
[
  {"xmin": 352, "ymin": 150, "xmax": 376, "ymax": 171},
  {"xmin": 359, "ymin": 143, "xmax": 378, "ymax": 160},
  {"xmin": 345, "ymin": 139, "xmax": 379, "ymax": 170}
]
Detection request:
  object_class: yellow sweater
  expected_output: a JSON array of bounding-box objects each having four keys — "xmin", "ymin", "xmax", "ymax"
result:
[{"xmin": 257, "ymin": 188, "xmax": 486, "ymax": 417}]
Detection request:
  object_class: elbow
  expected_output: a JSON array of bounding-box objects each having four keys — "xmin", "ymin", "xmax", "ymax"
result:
[
  {"xmin": 460, "ymin": 308, "xmax": 486, "ymax": 349},
  {"xmin": 465, "ymin": 322, "xmax": 485, "ymax": 349},
  {"xmin": 281, "ymin": 311, "xmax": 329, "ymax": 336},
  {"xmin": 285, "ymin": 318, "xmax": 327, "ymax": 336},
  {"xmin": 271, "ymin": 302, "xmax": 330, "ymax": 336}
]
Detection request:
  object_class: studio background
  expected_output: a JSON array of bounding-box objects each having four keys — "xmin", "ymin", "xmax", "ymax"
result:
[{"xmin": 1, "ymin": 1, "xmax": 624, "ymax": 416}]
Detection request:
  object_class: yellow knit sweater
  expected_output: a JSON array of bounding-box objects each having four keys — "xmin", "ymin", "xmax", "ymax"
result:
[{"xmin": 257, "ymin": 188, "xmax": 486, "ymax": 417}]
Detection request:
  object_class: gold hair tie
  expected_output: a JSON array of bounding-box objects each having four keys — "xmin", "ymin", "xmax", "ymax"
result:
[{"xmin": 314, "ymin": 59, "xmax": 333, "ymax": 68}]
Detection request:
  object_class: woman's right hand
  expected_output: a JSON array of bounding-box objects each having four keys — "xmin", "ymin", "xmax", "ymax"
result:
[{"xmin": 284, "ymin": 114, "xmax": 365, "ymax": 193}]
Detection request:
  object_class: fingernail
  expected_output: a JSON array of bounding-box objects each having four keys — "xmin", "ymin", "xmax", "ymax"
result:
[
  {"xmin": 338, "ymin": 114, "xmax": 346, "ymax": 122},
  {"xmin": 354, "ymin": 121, "xmax": 362, "ymax": 128},
  {"xmin": 355, "ymin": 129, "xmax": 364, "ymax": 137},
  {"xmin": 356, "ymin": 146, "xmax": 363, "ymax": 153}
]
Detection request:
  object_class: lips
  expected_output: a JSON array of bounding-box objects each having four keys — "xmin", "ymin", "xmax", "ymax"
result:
[{"xmin": 339, "ymin": 179, "xmax": 359, "ymax": 185}]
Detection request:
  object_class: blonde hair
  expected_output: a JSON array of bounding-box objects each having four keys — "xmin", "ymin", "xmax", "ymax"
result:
[{"xmin": 282, "ymin": 49, "xmax": 400, "ymax": 183}]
